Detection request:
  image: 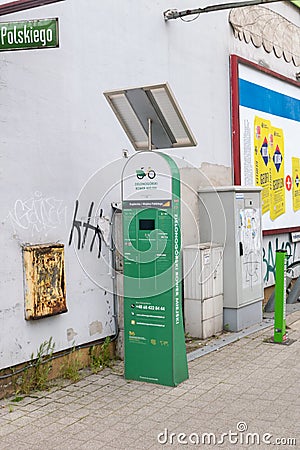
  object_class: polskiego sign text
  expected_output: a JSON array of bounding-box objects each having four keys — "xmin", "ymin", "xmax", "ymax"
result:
[{"xmin": 0, "ymin": 18, "xmax": 58, "ymax": 51}]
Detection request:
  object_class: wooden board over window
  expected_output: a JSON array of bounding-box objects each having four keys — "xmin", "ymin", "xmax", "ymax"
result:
[{"xmin": 23, "ymin": 243, "xmax": 67, "ymax": 320}]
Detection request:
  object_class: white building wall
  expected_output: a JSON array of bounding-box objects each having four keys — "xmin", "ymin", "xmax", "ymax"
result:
[{"xmin": 0, "ymin": 0, "xmax": 299, "ymax": 369}]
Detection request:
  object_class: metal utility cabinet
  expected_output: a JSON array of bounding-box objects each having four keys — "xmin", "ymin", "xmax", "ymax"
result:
[
  {"xmin": 183, "ymin": 243, "xmax": 223, "ymax": 339},
  {"xmin": 198, "ymin": 187, "xmax": 263, "ymax": 331}
]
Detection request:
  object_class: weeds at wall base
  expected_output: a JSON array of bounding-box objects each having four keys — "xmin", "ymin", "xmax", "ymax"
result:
[
  {"xmin": 89, "ymin": 337, "xmax": 112, "ymax": 373},
  {"xmin": 0, "ymin": 337, "xmax": 115, "ymax": 400},
  {"xmin": 60, "ymin": 344, "xmax": 82, "ymax": 382},
  {"xmin": 11, "ymin": 337, "xmax": 55, "ymax": 396}
]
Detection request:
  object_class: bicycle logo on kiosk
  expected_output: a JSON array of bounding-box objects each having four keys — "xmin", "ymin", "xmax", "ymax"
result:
[{"xmin": 136, "ymin": 167, "xmax": 156, "ymax": 180}]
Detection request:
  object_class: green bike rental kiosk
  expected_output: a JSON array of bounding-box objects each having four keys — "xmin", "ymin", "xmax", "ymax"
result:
[{"xmin": 122, "ymin": 151, "xmax": 188, "ymax": 386}]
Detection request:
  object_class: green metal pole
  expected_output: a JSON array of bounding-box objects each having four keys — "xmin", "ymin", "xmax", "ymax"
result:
[{"xmin": 273, "ymin": 250, "xmax": 287, "ymax": 343}]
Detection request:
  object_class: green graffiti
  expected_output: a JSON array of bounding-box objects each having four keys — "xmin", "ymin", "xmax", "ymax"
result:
[{"xmin": 263, "ymin": 238, "xmax": 295, "ymax": 283}]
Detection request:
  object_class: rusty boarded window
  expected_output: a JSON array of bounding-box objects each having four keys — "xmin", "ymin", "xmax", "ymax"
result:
[{"xmin": 23, "ymin": 243, "xmax": 67, "ymax": 320}]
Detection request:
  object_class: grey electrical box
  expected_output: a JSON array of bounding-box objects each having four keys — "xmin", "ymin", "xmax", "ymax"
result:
[
  {"xmin": 198, "ymin": 186, "xmax": 263, "ymax": 331},
  {"xmin": 183, "ymin": 243, "xmax": 223, "ymax": 339}
]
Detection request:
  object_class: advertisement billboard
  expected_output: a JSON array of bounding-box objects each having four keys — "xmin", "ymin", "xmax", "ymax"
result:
[{"xmin": 231, "ymin": 55, "xmax": 300, "ymax": 234}]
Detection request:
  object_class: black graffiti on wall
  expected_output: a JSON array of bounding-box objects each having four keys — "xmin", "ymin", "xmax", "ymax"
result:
[{"xmin": 68, "ymin": 200, "xmax": 103, "ymax": 258}]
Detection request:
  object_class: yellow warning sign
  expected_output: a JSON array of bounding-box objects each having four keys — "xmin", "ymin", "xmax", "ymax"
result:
[
  {"xmin": 254, "ymin": 116, "xmax": 271, "ymax": 214},
  {"xmin": 292, "ymin": 157, "xmax": 300, "ymax": 212},
  {"xmin": 269, "ymin": 127, "xmax": 285, "ymax": 221}
]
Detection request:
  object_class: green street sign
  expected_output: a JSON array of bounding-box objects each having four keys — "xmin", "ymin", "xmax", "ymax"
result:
[
  {"xmin": 0, "ymin": 18, "xmax": 58, "ymax": 51},
  {"xmin": 122, "ymin": 152, "xmax": 188, "ymax": 387}
]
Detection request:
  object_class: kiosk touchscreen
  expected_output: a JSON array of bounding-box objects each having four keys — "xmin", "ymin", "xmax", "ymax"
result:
[{"xmin": 122, "ymin": 151, "xmax": 188, "ymax": 386}]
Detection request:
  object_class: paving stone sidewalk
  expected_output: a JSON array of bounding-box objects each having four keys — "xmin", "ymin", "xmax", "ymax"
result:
[{"xmin": 0, "ymin": 312, "xmax": 299, "ymax": 450}]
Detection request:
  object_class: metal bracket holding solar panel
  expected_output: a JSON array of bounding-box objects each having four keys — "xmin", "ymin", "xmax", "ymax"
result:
[{"xmin": 103, "ymin": 83, "xmax": 197, "ymax": 151}]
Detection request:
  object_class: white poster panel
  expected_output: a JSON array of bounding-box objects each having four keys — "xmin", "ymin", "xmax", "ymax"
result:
[{"xmin": 238, "ymin": 64, "xmax": 300, "ymax": 232}]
